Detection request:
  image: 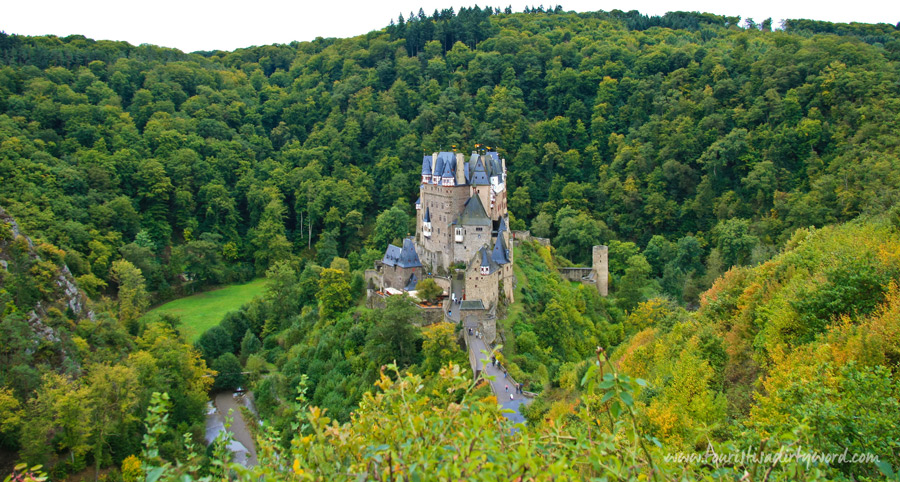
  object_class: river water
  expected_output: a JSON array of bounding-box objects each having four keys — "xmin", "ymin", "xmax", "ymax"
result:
[{"xmin": 204, "ymin": 391, "xmax": 259, "ymax": 466}]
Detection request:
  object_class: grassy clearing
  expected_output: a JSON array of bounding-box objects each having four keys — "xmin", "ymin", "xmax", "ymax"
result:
[{"xmin": 141, "ymin": 278, "xmax": 267, "ymax": 342}]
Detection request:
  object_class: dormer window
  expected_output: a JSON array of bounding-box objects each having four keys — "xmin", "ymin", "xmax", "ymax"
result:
[
  {"xmin": 455, "ymin": 228, "xmax": 463, "ymax": 243},
  {"xmin": 480, "ymin": 265, "xmax": 489, "ymax": 275}
]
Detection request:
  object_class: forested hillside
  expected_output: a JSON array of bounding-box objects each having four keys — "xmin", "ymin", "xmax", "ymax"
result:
[
  {"xmin": 3, "ymin": 6, "xmax": 900, "ymax": 480},
  {"xmin": 0, "ymin": 210, "xmax": 212, "ymax": 479},
  {"xmin": 2, "ymin": 9, "xmax": 899, "ymax": 305},
  {"xmin": 138, "ymin": 211, "xmax": 900, "ymax": 482}
]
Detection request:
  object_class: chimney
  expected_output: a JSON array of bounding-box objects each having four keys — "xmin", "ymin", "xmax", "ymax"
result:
[{"xmin": 456, "ymin": 153, "xmax": 465, "ymax": 185}]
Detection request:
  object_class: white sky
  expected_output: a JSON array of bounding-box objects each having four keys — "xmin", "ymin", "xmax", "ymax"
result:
[{"xmin": 3, "ymin": 0, "xmax": 899, "ymax": 53}]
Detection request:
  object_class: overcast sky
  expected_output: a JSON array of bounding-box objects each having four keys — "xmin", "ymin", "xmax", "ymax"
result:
[{"xmin": 4, "ymin": 0, "xmax": 899, "ymax": 53}]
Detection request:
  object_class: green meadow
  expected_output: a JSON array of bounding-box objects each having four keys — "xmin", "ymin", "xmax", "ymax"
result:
[{"xmin": 141, "ymin": 278, "xmax": 267, "ymax": 342}]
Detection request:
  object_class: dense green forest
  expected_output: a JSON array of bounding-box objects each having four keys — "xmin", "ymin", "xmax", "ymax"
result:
[
  {"xmin": 2, "ymin": 5, "xmax": 900, "ymax": 480},
  {"xmin": 2, "ymin": 7, "xmax": 900, "ymax": 303}
]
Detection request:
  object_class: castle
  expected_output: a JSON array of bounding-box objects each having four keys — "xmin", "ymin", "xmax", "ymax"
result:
[{"xmin": 368, "ymin": 148, "xmax": 514, "ymax": 321}]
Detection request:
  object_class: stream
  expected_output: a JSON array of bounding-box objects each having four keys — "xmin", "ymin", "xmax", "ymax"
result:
[{"xmin": 204, "ymin": 391, "xmax": 259, "ymax": 466}]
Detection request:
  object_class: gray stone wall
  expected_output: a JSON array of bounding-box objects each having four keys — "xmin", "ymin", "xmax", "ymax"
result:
[
  {"xmin": 432, "ymin": 276, "xmax": 451, "ymax": 294},
  {"xmin": 382, "ymin": 265, "xmax": 422, "ymax": 291},
  {"xmin": 510, "ymin": 230, "xmax": 531, "ymax": 243},
  {"xmin": 364, "ymin": 268, "xmax": 381, "ymax": 290},
  {"xmin": 482, "ymin": 315, "xmax": 497, "ymax": 344},
  {"xmin": 489, "ymin": 188, "xmax": 507, "ymax": 221},
  {"xmin": 558, "ymin": 267, "xmax": 594, "ymax": 282},
  {"xmin": 473, "ymin": 185, "xmax": 491, "ymax": 221},
  {"xmin": 464, "ymin": 263, "xmax": 500, "ymax": 310},
  {"xmin": 501, "ymin": 263, "xmax": 515, "ymax": 302},
  {"xmin": 510, "ymin": 230, "xmax": 548, "ymax": 247},
  {"xmin": 454, "ymin": 228, "xmax": 490, "ymax": 264},
  {"xmin": 416, "ymin": 305, "xmax": 445, "ymax": 326},
  {"xmin": 418, "ymin": 183, "xmax": 471, "ymax": 270}
]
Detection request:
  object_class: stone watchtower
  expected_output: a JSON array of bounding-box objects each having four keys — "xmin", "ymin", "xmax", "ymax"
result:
[{"xmin": 593, "ymin": 245, "xmax": 609, "ymax": 296}]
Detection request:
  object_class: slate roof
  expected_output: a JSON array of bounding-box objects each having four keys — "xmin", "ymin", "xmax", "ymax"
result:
[
  {"xmin": 460, "ymin": 300, "xmax": 485, "ymax": 310},
  {"xmin": 382, "ymin": 244, "xmax": 402, "ymax": 266},
  {"xmin": 481, "ymin": 248, "xmax": 491, "ymax": 268},
  {"xmin": 492, "ymin": 235, "xmax": 510, "ymax": 265},
  {"xmin": 404, "ymin": 273, "xmax": 419, "ymax": 291},
  {"xmin": 423, "ymin": 207, "xmax": 431, "ymax": 223},
  {"xmin": 459, "ymin": 195, "xmax": 491, "ymax": 226},
  {"xmin": 421, "ymin": 155, "xmax": 432, "ymax": 176},
  {"xmin": 474, "ymin": 245, "xmax": 501, "ymax": 274},
  {"xmin": 441, "ymin": 156, "xmax": 455, "ymax": 178},
  {"xmin": 486, "ymin": 151, "xmax": 502, "ymax": 177},
  {"xmin": 432, "ymin": 155, "xmax": 444, "ymax": 179},
  {"xmin": 382, "ymin": 237, "xmax": 422, "ymax": 268},
  {"xmin": 470, "ymin": 157, "xmax": 490, "ymax": 185},
  {"xmin": 497, "ymin": 216, "xmax": 508, "ymax": 233}
]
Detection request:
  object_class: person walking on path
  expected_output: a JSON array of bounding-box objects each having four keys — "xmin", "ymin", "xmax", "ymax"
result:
[
  {"xmin": 509, "ymin": 393, "xmax": 514, "ymax": 401},
  {"xmin": 505, "ymin": 384, "xmax": 508, "ymax": 392}
]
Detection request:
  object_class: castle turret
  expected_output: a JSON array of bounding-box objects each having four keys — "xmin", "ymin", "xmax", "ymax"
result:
[
  {"xmin": 441, "ymin": 154, "xmax": 456, "ymax": 186},
  {"xmin": 431, "ymin": 154, "xmax": 444, "ymax": 184},
  {"xmin": 421, "ymin": 155, "xmax": 432, "ymax": 183},
  {"xmin": 491, "ymin": 233, "xmax": 509, "ymax": 265},
  {"xmin": 423, "ymin": 207, "xmax": 432, "ymax": 238}
]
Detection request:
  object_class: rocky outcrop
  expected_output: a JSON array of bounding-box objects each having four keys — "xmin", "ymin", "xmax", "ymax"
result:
[{"xmin": 0, "ymin": 206, "xmax": 93, "ymax": 356}]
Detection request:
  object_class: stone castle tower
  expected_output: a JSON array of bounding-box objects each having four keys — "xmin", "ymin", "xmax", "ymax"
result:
[
  {"xmin": 369, "ymin": 148, "xmax": 514, "ymax": 314},
  {"xmin": 593, "ymin": 245, "xmax": 609, "ymax": 297},
  {"xmin": 415, "ymin": 150, "xmax": 514, "ymax": 307}
]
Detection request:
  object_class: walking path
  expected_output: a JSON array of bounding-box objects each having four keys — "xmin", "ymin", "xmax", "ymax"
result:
[{"xmin": 463, "ymin": 326, "xmax": 530, "ymax": 424}]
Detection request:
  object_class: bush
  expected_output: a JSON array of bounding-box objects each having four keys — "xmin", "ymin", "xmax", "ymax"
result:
[
  {"xmin": 415, "ymin": 278, "xmax": 442, "ymax": 303},
  {"xmin": 121, "ymin": 455, "xmax": 141, "ymax": 482}
]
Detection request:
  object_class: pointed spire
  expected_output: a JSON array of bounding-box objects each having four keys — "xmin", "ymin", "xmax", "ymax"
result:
[
  {"xmin": 470, "ymin": 156, "xmax": 490, "ymax": 185},
  {"xmin": 492, "ymin": 234, "xmax": 509, "ymax": 264}
]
